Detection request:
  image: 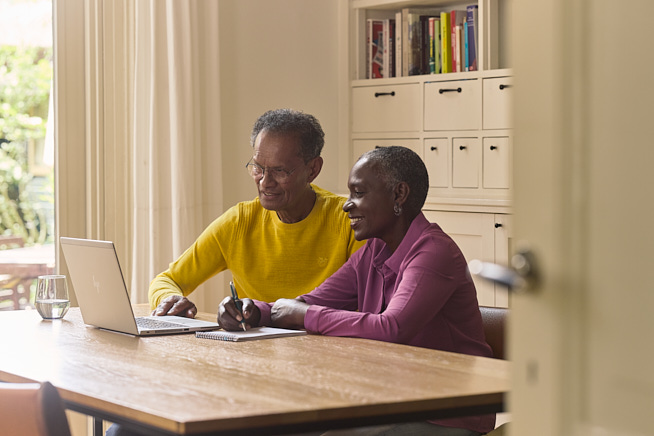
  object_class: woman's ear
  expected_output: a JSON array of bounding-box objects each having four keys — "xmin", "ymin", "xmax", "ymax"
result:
[
  {"xmin": 394, "ymin": 181, "xmax": 410, "ymax": 207},
  {"xmin": 306, "ymin": 156, "xmax": 323, "ymax": 183}
]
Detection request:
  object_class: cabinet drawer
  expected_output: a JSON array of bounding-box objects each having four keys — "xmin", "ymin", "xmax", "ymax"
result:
[
  {"xmin": 424, "ymin": 138, "xmax": 449, "ymax": 188},
  {"xmin": 452, "ymin": 137, "xmax": 480, "ymax": 188},
  {"xmin": 424, "ymin": 79, "xmax": 481, "ymax": 131},
  {"xmin": 422, "ymin": 210, "xmax": 496, "ymax": 306},
  {"xmin": 352, "ymin": 84, "xmax": 421, "ymax": 133},
  {"xmin": 483, "ymin": 77, "xmax": 513, "ymax": 129},
  {"xmin": 352, "ymin": 139, "xmax": 421, "ymax": 163},
  {"xmin": 483, "ymin": 137, "xmax": 511, "ymax": 189}
]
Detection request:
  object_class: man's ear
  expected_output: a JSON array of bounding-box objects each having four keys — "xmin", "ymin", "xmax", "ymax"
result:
[
  {"xmin": 394, "ymin": 181, "xmax": 410, "ymax": 207},
  {"xmin": 306, "ymin": 156, "xmax": 323, "ymax": 183}
]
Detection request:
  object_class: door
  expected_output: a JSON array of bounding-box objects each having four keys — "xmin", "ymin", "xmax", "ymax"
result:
[{"xmin": 511, "ymin": 0, "xmax": 654, "ymax": 435}]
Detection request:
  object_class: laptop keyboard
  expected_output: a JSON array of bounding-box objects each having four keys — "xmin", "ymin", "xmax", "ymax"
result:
[{"xmin": 136, "ymin": 317, "xmax": 183, "ymax": 330}]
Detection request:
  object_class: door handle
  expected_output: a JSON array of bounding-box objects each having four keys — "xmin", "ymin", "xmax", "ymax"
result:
[{"xmin": 468, "ymin": 248, "xmax": 540, "ymax": 292}]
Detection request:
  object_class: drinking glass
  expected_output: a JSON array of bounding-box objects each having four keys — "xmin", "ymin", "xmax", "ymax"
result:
[{"xmin": 35, "ymin": 275, "xmax": 70, "ymax": 319}]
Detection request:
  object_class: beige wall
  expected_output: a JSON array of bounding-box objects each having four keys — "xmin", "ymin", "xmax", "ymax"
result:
[{"xmin": 218, "ymin": 0, "xmax": 344, "ymax": 211}]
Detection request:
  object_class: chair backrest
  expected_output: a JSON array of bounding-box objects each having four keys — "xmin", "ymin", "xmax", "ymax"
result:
[
  {"xmin": 479, "ymin": 306, "xmax": 508, "ymax": 360},
  {"xmin": 0, "ymin": 381, "xmax": 71, "ymax": 436}
]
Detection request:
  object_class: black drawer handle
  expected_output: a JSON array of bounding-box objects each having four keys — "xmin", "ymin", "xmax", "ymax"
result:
[
  {"xmin": 459, "ymin": 145, "xmax": 467, "ymax": 150},
  {"xmin": 490, "ymin": 145, "xmax": 498, "ymax": 150},
  {"xmin": 374, "ymin": 91, "xmax": 395, "ymax": 97},
  {"xmin": 499, "ymin": 84, "xmax": 512, "ymax": 90},
  {"xmin": 430, "ymin": 146, "xmax": 438, "ymax": 151},
  {"xmin": 439, "ymin": 87, "xmax": 462, "ymax": 94},
  {"xmin": 495, "ymin": 223, "xmax": 503, "ymax": 228}
]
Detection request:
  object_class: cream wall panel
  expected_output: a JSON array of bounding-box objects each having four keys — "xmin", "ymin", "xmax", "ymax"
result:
[{"xmin": 219, "ymin": 0, "xmax": 343, "ymax": 211}]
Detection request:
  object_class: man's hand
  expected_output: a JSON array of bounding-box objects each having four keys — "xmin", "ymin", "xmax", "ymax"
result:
[
  {"xmin": 217, "ymin": 296, "xmax": 260, "ymax": 331},
  {"xmin": 152, "ymin": 295, "xmax": 197, "ymax": 318},
  {"xmin": 271, "ymin": 298, "xmax": 309, "ymax": 330}
]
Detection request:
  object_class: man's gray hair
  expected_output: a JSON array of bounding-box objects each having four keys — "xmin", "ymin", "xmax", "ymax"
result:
[{"xmin": 250, "ymin": 109, "xmax": 325, "ymax": 162}]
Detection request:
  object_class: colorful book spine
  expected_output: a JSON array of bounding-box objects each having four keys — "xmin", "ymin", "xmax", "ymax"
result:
[
  {"xmin": 432, "ymin": 17, "xmax": 441, "ymax": 74},
  {"xmin": 382, "ymin": 19, "xmax": 390, "ymax": 78},
  {"xmin": 429, "ymin": 17, "xmax": 437, "ymax": 74},
  {"xmin": 407, "ymin": 12, "xmax": 422, "ymax": 75},
  {"xmin": 466, "ymin": 4, "xmax": 478, "ymax": 71},
  {"xmin": 370, "ymin": 19, "xmax": 384, "ymax": 78},
  {"xmin": 389, "ymin": 19, "xmax": 396, "ymax": 77},
  {"xmin": 395, "ymin": 11, "xmax": 402, "ymax": 76},
  {"xmin": 464, "ymin": 20, "xmax": 469, "ymax": 71},
  {"xmin": 450, "ymin": 10, "xmax": 466, "ymax": 72},
  {"xmin": 440, "ymin": 11, "xmax": 451, "ymax": 73}
]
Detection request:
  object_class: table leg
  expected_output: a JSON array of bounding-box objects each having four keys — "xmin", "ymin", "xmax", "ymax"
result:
[{"xmin": 93, "ymin": 417, "xmax": 104, "ymax": 436}]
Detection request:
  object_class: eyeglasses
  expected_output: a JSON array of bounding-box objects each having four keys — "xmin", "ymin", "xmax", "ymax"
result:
[{"xmin": 245, "ymin": 158, "xmax": 299, "ymax": 183}]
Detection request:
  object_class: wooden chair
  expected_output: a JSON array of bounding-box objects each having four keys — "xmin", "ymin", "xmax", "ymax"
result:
[
  {"xmin": 479, "ymin": 306, "xmax": 510, "ymax": 434},
  {"xmin": 487, "ymin": 422, "xmax": 510, "ymax": 435},
  {"xmin": 0, "ymin": 381, "xmax": 71, "ymax": 436},
  {"xmin": 479, "ymin": 306, "xmax": 508, "ymax": 360}
]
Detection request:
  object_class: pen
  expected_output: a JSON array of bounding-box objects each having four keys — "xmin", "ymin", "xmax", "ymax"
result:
[{"xmin": 229, "ymin": 281, "xmax": 247, "ymax": 331}]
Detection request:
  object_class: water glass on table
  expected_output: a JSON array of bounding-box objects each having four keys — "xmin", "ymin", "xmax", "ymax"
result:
[{"xmin": 35, "ymin": 275, "xmax": 70, "ymax": 319}]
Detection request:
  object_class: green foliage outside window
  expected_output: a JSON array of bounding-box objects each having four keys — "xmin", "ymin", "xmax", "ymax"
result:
[{"xmin": 0, "ymin": 45, "xmax": 53, "ymax": 246}]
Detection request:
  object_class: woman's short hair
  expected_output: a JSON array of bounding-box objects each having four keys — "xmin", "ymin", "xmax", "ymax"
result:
[
  {"xmin": 360, "ymin": 146, "xmax": 429, "ymax": 213},
  {"xmin": 250, "ymin": 109, "xmax": 325, "ymax": 163}
]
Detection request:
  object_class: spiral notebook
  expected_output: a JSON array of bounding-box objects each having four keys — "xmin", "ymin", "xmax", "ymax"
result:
[{"xmin": 196, "ymin": 326, "xmax": 307, "ymax": 342}]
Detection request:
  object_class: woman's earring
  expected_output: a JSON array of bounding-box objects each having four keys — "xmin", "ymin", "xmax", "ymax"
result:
[{"xmin": 394, "ymin": 204, "xmax": 402, "ymax": 216}]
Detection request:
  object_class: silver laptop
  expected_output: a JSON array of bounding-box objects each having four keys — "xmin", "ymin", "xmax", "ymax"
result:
[{"xmin": 60, "ymin": 237, "xmax": 220, "ymax": 336}]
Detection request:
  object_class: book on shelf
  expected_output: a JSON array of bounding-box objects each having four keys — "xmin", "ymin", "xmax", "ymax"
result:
[
  {"xmin": 384, "ymin": 19, "xmax": 396, "ymax": 78},
  {"xmin": 466, "ymin": 4, "xmax": 478, "ymax": 71},
  {"xmin": 450, "ymin": 9, "xmax": 466, "ymax": 72},
  {"xmin": 395, "ymin": 11, "xmax": 402, "ymax": 77},
  {"xmin": 428, "ymin": 16, "xmax": 441, "ymax": 74},
  {"xmin": 440, "ymin": 11, "xmax": 451, "ymax": 73},
  {"xmin": 383, "ymin": 19, "xmax": 390, "ymax": 77},
  {"xmin": 365, "ymin": 4, "xmax": 477, "ymax": 78},
  {"xmin": 196, "ymin": 327, "xmax": 308, "ymax": 342},
  {"xmin": 464, "ymin": 20, "xmax": 469, "ymax": 71},
  {"xmin": 407, "ymin": 12, "xmax": 422, "ymax": 75},
  {"xmin": 401, "ymin": 8, "xmax": 440, "ymax": 76},
  {"xmin": 367, "ymin": 19, "xmax": 385, "ymax": 78}
]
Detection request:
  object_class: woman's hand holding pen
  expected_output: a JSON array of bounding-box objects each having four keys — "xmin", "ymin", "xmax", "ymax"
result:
[{"xmin": 217, "ymin": 296, "xmax": 260, "ymax": 331}]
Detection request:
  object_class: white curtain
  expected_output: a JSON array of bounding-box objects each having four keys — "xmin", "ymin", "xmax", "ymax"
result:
[{"xmin": 130, "ymin": 0, "xmax": 223, "ymax": 307}]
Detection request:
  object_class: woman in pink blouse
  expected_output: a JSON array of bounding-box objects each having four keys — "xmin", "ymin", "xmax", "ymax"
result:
[{"xmin": 219, "ymin": 146, "xmax": 494, "ymax": 436}]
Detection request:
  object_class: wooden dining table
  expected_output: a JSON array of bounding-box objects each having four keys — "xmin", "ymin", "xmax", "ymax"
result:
[{"xmin": 0, "ymin": 306, "xmax": 510, "ymax": 435}]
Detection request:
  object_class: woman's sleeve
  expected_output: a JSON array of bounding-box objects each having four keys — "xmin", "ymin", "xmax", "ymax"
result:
[{"xmin": 304, "ymin": 245, "xmax": 458, "ymax": 344}]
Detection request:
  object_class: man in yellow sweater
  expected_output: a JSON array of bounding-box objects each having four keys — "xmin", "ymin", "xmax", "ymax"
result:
[{"xmin": 149, "ymin": 109, "xmax": 364, "ymax": 318}]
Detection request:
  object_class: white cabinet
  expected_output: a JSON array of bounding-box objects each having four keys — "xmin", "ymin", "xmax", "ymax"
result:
[
  {"xmin": 483, "ymin": 76, "xmax": 513, "ymax": 130},
  {"xmin": 346, "ymin": 0, "xmax": 513, "ymax": 307},
  {"xmin": 482, "ymin": 136, "xmax": 511, "ymax": 189},
  {"xmin": 353, "ymin": 138, "xmax": 421, "ymax": 162},
  {"xmin": 424, "ymin": 79, "xmax": 481, "ymax": 131},
  {"xmin": 452, "ymin": 137, "xmax": 480, "ymax": 188},
  {"xmin": 352, "ymin": 83, "xmax": 421, "ymax": 133},
  {"xmin": 423, "ymin": 138, "xmax": 448, "ymax": 188},
  {"xmin": 424, "ymin": 210, "xmax": 511, "ymax": 308}
]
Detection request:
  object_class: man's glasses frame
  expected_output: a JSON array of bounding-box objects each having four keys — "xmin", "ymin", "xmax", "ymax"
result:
[{"xmin": 245, "ymin": 158, "xmax": 299, "ymax": 183}]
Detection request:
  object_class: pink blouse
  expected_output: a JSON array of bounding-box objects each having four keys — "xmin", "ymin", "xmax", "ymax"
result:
[{"xmin": 256, "ymin": 213, "xmax": 495, "ymax": 433}]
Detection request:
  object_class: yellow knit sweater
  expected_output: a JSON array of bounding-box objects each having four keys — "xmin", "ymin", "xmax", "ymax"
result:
[{"xmin": 149, "ymin": 185, "xmax": 364, "ymax": 308}]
